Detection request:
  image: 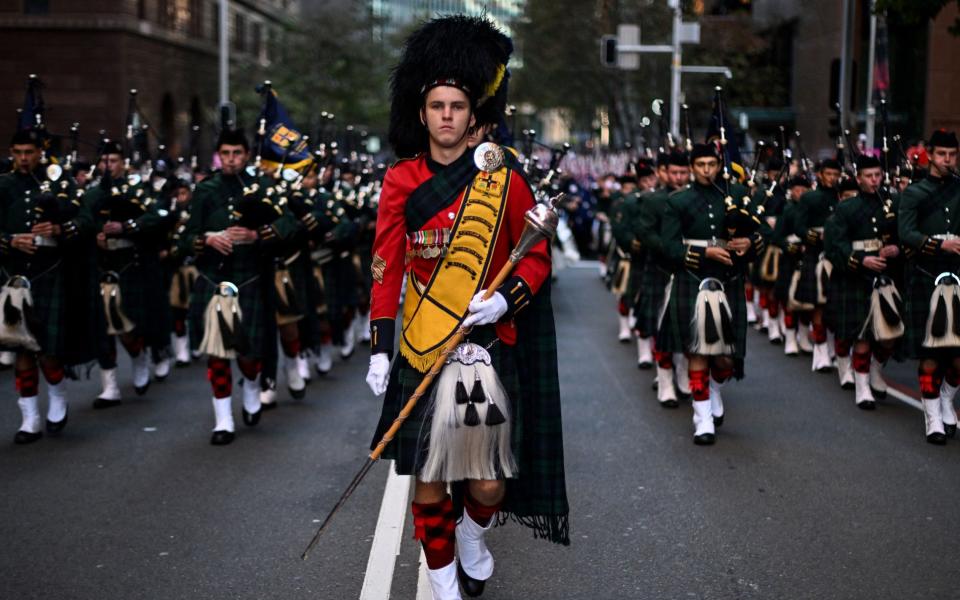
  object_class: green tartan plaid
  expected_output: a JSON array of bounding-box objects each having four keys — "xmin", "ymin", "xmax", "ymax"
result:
[
  {"xmin": 5, "ymin": 252, "xmax": 66, "ymax": 357},
  {"xmin": 188, "ymin": 245, "xmax": 276, "ymax": 360},
  {"xmin": 634, "ymin": 259, "xmax": 671, "ymax": 337},
  {"xmin": 901, "ymin": 260, "xmax": 960, "ymax": 359},
  {"xmin": 829, "ymin": 270, "xmax": 876, "ymax": 341},
  {"xmin": 774, "ymin": 251, "xmax": 801, "ymax": 304},
  {"xmin": 658, "ymin": 269, "xmax": 748, "ymax": 361},
  {"xmin": 97, "ymin": 248, "xmax": 169, "ymax": 349}
]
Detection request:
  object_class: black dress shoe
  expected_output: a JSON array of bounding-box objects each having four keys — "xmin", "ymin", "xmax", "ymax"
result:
[
  {"xmin": 693, "ymin": 433, "xmax": 716, "ymax": 446},
  {"xmin": 870, "ymin": 388, "xmax": 887, "ymax": 400},
  {"xmin": 841, "ymin": 382, "xmax": 855, "ymax": 391},
  {"xmin": 210, "ymin": 430, "xmax": 235, "ymax": 445},
  {"xmin": 93, "ymin": 397, "xmax": 122, "ymax": 409},
  {"xmin": 713, "ymin": 414, "xmax": 724, "ymax": 427},
  {"xmin": 457, "ymin": 561, "xmax": 486, "ymax": 598},
  {"xmin": 857, "ymin": 400, "xmax": 877, "ymax": 411},
  {"xmin": 659, "ymin": 399, "xmax": 679, "ymax": 409},
  {"xmin": 46, "ymin": 410, "xmax": 68, "ymax": 434},
  {"xmin": 134, "ymin": 382, "xmax": 150, "ymax": 396},
  {"xmin": 637, "ymin": 361, "xmax": 653, "ymax": 370},
  {"xmin": 288, "ymin": 386, "xmax": 306, "ymax": 400},
  {"xmin": 175, "ymin": 360, "xmax": 190, "ymax": 368},
  {"xmin": 945, "ymin": 423, "xmax": 957, "ymax": 438},
  {"xmin": 242, "ymin": 407, "xmax": 261, "ymax": 426},
  {"xmin": 14, "ymin": 430, "xmax": 42, "ymax": 444},
  {"xmin": 260, "ymin": 401, "xmax": 278, "ymax": 412},
  {"xmin": 678, "ymin": 391, "xmax": 692, "ymax": 401},
  {"xmin": 816, "ymin": 366, "xmax": 834, "ymax": 374},
  {"xmin": 927, "ymin": 432, "xmax": 947, "ymax": 445}
]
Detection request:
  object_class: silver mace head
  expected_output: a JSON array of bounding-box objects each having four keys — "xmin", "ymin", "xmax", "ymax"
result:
[{"xmin": 510, "ymin": 193, "xmax": 565, "ymax": 262}]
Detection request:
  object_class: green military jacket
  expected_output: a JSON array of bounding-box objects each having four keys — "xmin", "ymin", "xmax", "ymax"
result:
[
  {"xmin": 84, "ymin": 177, "xmax": 169, "ymax": 251},
  {"xmin": 824, "ymin": 191, "xmax": 897, "ymax": 274},
  {"xmin": 635, "ymin": 186, "xmax": 678, "ymax": 259},
  {"xmin": 611, "ymin": 190, "xmax": 642, "ymax": 254},
  {"xmin": 796, "ymin": 186, "xmax": 839, "ymax": 247},
  {"xmin": 897, "ymin": 174, "xmax": 960, "ymax": 265}
]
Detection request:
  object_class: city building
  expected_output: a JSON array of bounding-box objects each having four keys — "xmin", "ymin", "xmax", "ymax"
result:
[{"xmin": 0, "ymin": 0, "xmax": 299, "ymax": 158}]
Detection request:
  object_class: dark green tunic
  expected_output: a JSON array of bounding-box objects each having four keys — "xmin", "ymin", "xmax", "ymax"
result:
[
  {"xmin": 897, "ymin": 174, "xmax": 960, "ymax": 358},
  {"xmin": 179, "ymin": 170, "xmax": 299, "ymax": 359},
  {"xmin": 634, "ymin": 186, "xmax": 681, "ymax": 337},
  {"xmin": 771, "ymin": 198, "xmax": 805, "ymax": 305},
  {"xmin": 0, "ymin": 168, "xmax": 93, "ymax": 360},
  {"xmin": 657, "ymin": 181, "xmax": 766, "ymax": 367},
  {"xmin": 823, "ymin": 191, "xmax": 899, "ymax": 341}
]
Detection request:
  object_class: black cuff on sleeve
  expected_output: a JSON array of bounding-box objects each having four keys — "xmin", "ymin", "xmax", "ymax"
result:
[
  {"xmin": 123, "ymin": 219, "xmax": 140, "ymax": 234},
  {"xmin": 0, "ymin": 234, "xmax": 11, "ymax": 256},
  {"xmin": 60, "ymin": 220, "xmax": 79, "ymax": 240},
  {"xmin": 370, "ymin": 318, "xmax": 396, "ymax": 358},
  {"xmin": 805, "ymin": 228, "xmax": 821, "ymax": 246},
  {"xmin": 922, "ymin": 236, "xmax": 943, "ymax": 256},
  {"xmin": 684, "ymin": 244, "xmax": 705, "ymax": 272},
  {"xmin": 848, "ymin": 251, "xmax": 865, "ymax": 272},
  {"xmin": 751, "ymin": 232, "xmax": 766, "ymax": 256},
  {"xmin": 498, "ymin": 275, "xmax": 533, "ymax": 320},
  {"xmin": 258, "ymin": 224, "xmax": 278, "ymax": 243}
]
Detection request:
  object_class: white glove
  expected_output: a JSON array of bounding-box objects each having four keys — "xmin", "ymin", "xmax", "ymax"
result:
[
  {"xmin": 462, "ymin": 290, "xmax": 508, "ymax": 328},
  {"xmin": 366, "ymin": 353, "xmax": 390, "ymax": 396}
]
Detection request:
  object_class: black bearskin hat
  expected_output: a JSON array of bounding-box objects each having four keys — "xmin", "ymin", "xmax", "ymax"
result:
[
  {"xmin": 216, "ymin": 128, "xmax": 249, "ymax": 151},
  {"xmin": 389, "ymin": 15, "xmax": 513, "ymax": 158}
]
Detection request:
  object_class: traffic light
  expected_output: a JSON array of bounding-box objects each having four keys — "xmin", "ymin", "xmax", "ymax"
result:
[{"xmin": 601, "ymin": 35, "xmax": 617, "ymax": 67}]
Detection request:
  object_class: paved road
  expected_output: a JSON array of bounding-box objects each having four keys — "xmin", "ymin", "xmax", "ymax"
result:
[{"xmin": 2, "ymin": 263, "xmax": 960, "ymax": 600}]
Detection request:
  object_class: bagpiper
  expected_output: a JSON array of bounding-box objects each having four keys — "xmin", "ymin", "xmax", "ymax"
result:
[
  {"xmin": 364, "ymin": 16, "xmax": 568, "ymax": 598},
  {"xmin": 823, "ymin": 154, "xmax": 902, "ymax": 410},
  {"xmin": 897, "ymin": 129, "xmax": 960, "ymax": 444},
  {"xmin": 0, "ymin": 128, "xmax": 94, "ymax": 443},
  {"xmin": 771, "ymin": 175, "xmax": 813, "ymax": 357},
  {"xmin": 178, "ymin": 128, "xmax": 299, "ymax": 445}
]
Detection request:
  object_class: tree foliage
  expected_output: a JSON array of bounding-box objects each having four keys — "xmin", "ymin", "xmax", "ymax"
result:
[{"xmin": 876, "ymin": 0, "xmax": 960, "ymax": 35}]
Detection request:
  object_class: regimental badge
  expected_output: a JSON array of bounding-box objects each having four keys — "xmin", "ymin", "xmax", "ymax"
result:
[
  {"xmin": 371, "ymin": 253, "xmax": 387, "ymax": 284},
  {"xmin": 473, "ymin": 142, "xmax": 504, "ymax": 173}
]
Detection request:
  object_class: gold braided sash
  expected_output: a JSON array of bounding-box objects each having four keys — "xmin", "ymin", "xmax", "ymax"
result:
[{"xmin": 399, "ymin": 167, "xmax": 511, "ymax": 372}]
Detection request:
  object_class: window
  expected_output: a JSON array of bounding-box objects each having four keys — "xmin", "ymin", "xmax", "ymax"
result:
[
  {"xmin": 23, "ymin": 0, "xmax": 49, "ymax": 14},
  {"xmin": 234, "ymin": 12, "xmax": 246, "ymax": 52},
  {"xmin": 251, "ymin": 22, "xmax": 262, "ymax": 59}
]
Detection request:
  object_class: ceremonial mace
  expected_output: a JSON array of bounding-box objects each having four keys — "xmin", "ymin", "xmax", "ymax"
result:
[{"xmin": 301, "ymin": 187, "xmax": 565, "ymax": 560}]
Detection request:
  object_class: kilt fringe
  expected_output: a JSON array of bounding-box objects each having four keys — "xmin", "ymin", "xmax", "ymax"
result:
[
  {"xmin": 859, "ymin": 278, "xmax": 905, "ymax": 342},
  {"xmin": 0, "ymin": 284, "xmax": 39, "ymax": 351},
  {"xmin": 100, "ymin": 282, "xmax": 135, "ymax": 335},
  {"xmin": 690, "ymin": 281, "xmax": 735, "ymax": 356},
  {"xmin": 199, "ymin": 293, "xmax": 247, "ymax": 359},
  {"xmin": 420, "ymin": 349, "xmax": 516, "ymax": 483},
  {"xmin": 924, "ymin": 278, "xmax": 960, "ymax": 348},
  {"xmin": 759, "ymin": 245, "xmax": 781, "ymax": 283}
]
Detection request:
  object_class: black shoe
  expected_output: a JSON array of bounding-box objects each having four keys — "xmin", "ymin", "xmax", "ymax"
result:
[
  {"xmin": 260, "ymin": 401, "xmax": 278, "ymax": 412},
  {"xmin": 769, "ymin": 337, "xmax": 783, "ymax": 346},
  {"xmin": 927, "ymin": 432, "xmax": 947, "ymax": 445},
  {"xmin": 14, "ymin": 430, "xmax": 42, "ymax": 444},
  {"xmin": 659, "ymin": 399, "xmax": 679, "ymax": 409},
  {"xmin": 857, "ymin": 400, "xmax": 877, "ymax": 411},
  {"xmin": 457, "ymin": 561, "xmax": 486, "ymax": 598},
  {"xmin": 713, "ymin": 414, "xmax": 724, "ymax": 427},
  {"xmin": 175, "ymin": 360, "xmax": 190, "ymax": 368},
  {"xmin": 134, "ymin": 382, "xmax": 150, "ymax": 396},
  {"xmin": 870, "ymin": 388, "xmax": 887, "ymax": 400},
  {"xmin": 678, "ymin": 391, "xmax": 692, "ymax": 401},
  {"xmin": 841, "ymin": 382, "xmax": 855, "ymax": 391},
  {"xmin": 46, "ymin": 410, "xmax": 68, "ymax": 434},
  {"xmin": 93, "ymin": 397, "xmax": 122, "ymax": 409},
  {"xmin": 694, "ymin": 433, "xmax": 716, "ymax": 445},
  {"xmin": 816, "ymin": 366, "xmax": 833, "ymax": 374},
  {"xmin": 242, "ymin": 407, "xmax": 261, "ymax": 427},
  {"xmin": 637, "ymin": 361, "xmax": 653, "ymax": 370},
  {"xmin": 314, "ymin": 364, "xmax": 330, "ymax": 377},
  {"xmin": 945, "ymin": 423, "xmax": 957, "ymax": 438},
  {"xmin": 210, "ymin": 430, "xmax": 235, "ymax": 445},
  {"xmin": 288, "ymin": 386, "xmax": 306, "ymax": 400}
]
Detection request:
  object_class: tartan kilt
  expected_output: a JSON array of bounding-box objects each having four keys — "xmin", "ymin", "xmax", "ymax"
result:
[
  {"xmin": 286, "ymin": 251, "xmax": 321, "ymax": 349},
  {"xmin": 97, "ymin": 249, "xmax": 169, "ymax": 349},
  {"xmin": 829, "ymin": 271, "xmax": 875, "ymax": 341},
  {"xmin": 0, "ymin": 250, "xmax": 66, "ymax": 357},
  {"xmin": 622, "ymin": 252, "xmax": 645, "ymax": 304},
  {"xmin": 774, "ymin": 251, "xmax": 801, "ymax": 305},
  {"xmin": 370, "ymin": 326, "xmax": 520, "ymax": 477},
  {"xmin": 792, "ymin": 251, "xmax": 823, "ymax": 307},
  {"xmin": 188, "ymin": 248, "xmax": 275, "ymax": 360},
  {"xmin": 322, "ymin": 252, "xmax": 360, "ymax": 314},
  {"xmin": 657, "ymin": 268, "xmax": 748, "ymax": 360},
  {"xmin": 634, "ymin": 259, "xmax": 671, "ymax": 337}
]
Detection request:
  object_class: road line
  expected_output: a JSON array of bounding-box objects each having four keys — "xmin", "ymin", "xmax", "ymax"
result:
[
  {"xmin": 359, "ymin": 462, "xmax": 411, "ymax": 600},
  {"xmin": 885, "ymin": 382, "xmax": 923, "ymax": 410}
]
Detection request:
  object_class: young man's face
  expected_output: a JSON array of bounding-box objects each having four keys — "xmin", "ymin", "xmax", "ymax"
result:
[
  {"xmin": 421, "ymin": 86, "xmax": 475, "ymax": 150},
  {"xmin": 11, "ymin": 143, "xmax": 40, "ymax": 173},
  {"xmin": 656, "ymin": 165, "xmax": 669, "ymax": 186},
  {"xmin": 788, "ymin": 185, "xmax": 809, "ymax": 201},
  {"xmin": 639, "ymin": 174, "xmax": 658, "ymax": 191},
  {"xmin": 818, "ymin": 168, "xmax": 841, "ymax": 189},
  {"xmin": 691, "ymin": 157, "xmax": 719, "ymax": 185},
  {"xmin": 175, "ymin": 186, "xmax": 192, "ymax": 206},
  {"xmin": 99, "ymin": 153, "xmax": 125, "ymax": 179},
  {"xmin": 929, "ymin": 146, "xmax": 958, "ymax": 176},
  {"xmin": 667, "ymin": 165, "xmax": 690, "ymax": 190},
  {"xmin": 856, "ymin": 167, "xmax": 883, "ymax": 194},
  {"xmin": 218, "ymin": 144, "xmax": 249, "ymax": 176}
]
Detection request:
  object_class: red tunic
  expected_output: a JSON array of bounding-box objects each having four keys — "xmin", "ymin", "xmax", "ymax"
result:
[{"xmin": 369, "ymin": 153, "xmax": 551, "ymax": 352}]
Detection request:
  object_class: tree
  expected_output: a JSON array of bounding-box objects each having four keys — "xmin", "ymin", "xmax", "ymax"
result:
[{"xmin": 876, "ymin": 0, "xmax": 960, "ymax": 35}]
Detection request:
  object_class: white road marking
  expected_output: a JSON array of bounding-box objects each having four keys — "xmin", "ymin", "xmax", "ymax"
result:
[
  {"xmin": 359, "ymin": 462, "xmax": 411, "ymax": 600},
  {"xmin": 886, "ymin": 385, "xmax": 923, "ymax": 410}
]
